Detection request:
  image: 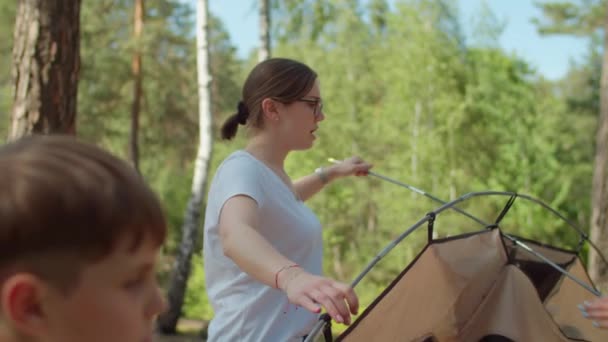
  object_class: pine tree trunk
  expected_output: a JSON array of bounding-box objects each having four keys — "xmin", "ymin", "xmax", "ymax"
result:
[
  {"xmin": 157, "ymin": 0, "xmax": 214, "ymax": 333},
  {"xmin": 258, "ymin": 0, "xmax": 270, "ymax": 61},
  {"xmin": 9, "ymin": 0, "xmax": 81, "ymax": 140},
  {"xmin": 129, "ymin": 0, "xmax": 144, "ymax": 172},
  {"xmin": 588, "ymin": 2, "xmax": 608, "ymax": 290}
]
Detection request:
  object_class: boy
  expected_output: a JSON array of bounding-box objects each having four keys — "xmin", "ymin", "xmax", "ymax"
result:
[{"xmin": 0, "ymin": 135, "xmax": 167, "ymax": 342}]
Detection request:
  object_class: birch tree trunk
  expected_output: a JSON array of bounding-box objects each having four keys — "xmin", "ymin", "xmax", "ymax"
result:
[
  {"xmin": 411, "ymin": 101, "xmax": 421, "ymax": 200},
  {"xmin": 9, "ymin": 0, "xmax": 81, "ymax": 140},
  {"xmin": 258, "ymin": 0, "xmax": 270, "ymax": 61},
  {"xmin": 157, "ymin": 0, "xmax": 214, "ymax": 333},
  {"xmin": 588, "ymin": 2, "xmax": 608, "ymax": 290},
  {"xmin": 129, "ymin": 0, "xmax": 144, "ymax": 172}
]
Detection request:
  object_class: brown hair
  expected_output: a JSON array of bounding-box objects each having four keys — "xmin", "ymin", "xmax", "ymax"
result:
[
  {"xmin": 0, "ymin": 135, "xmax": 167, "ymax": 293},
  {"xmin": 221, "ymin": 58, "xmax": 318, "ymax": 140}
]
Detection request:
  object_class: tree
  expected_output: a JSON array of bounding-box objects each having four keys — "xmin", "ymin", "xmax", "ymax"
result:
[
  {"xmin": 273, "ymin": 0, "xmax": 339, "ymax": 43},
  {"xmin": 130, "ymin": 0, "xmax": 144, "ymax": 172},
  {"xmin": 157, "ymin": 0, "xmax": 214, "ymax": 333},
  {"xmin": 535, "ymin": 0, "xmax": 608, "ymax": 288},
  {"xmin": 259, "ymin": 0, "xmax": 270, "ymax": 61},
  {"xmin": 591, "ymin": 2, "xmax": 608, "ymax": 287},
  {"xmin": 9, "ymin": 0, "xmax": 81, "ymax": 140}
]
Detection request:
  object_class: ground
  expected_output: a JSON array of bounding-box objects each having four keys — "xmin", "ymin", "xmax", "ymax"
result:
[
  {"xmin": 155, "ymin": 335, "xmax": 202, "ymax": 342},
  {"xmin": 155, "ymin": 319, "xmax": 207, "ymax": 342}
]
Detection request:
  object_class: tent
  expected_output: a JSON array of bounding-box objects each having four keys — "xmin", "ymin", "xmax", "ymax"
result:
[{"xmin": 304, "ymin": 174, "xmax": 608, "ymax": 342}]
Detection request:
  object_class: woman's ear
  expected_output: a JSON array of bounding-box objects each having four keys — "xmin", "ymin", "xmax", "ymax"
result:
[
  {"xmin": 261, "ymin": 98, "xmax": 280, "ymax": 122},
  {"xmin": 1, "ymin": 274, "xmax": 50, "ymax": 338}
]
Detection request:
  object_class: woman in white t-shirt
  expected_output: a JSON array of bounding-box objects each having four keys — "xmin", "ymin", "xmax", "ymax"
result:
[{"xmin": 203, "ymin": 58, "xmax": 373, "ymax": 341}]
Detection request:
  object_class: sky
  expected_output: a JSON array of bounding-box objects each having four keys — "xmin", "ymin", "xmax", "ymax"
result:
[{"xmin": 207, "ymin": 0, "xmax": 590, "ymax": 80}]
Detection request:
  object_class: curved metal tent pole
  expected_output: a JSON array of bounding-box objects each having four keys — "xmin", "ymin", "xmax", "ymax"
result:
[
  {"xmin": 329, "ymin": 159, "xmax": 607, "ymax": 260},
  {"xmin": 421, "ymin": 190, "xmax": 601, "ymax": 296},
  {"xmin": 304, "ymin": 213, "xmax": 435, "ymax": 342},
  {"xmin": 304, "ymin": 172, "xmax": 606, "ymax": 342},
  {"xmin": 366, "ymin": 170, "xmax": 607, "ymax": 262}
]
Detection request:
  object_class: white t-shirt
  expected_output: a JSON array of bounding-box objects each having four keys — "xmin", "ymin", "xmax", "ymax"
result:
[{"xmin": 203, "ymin": 150, "xmax": 324, "ymax": 342}]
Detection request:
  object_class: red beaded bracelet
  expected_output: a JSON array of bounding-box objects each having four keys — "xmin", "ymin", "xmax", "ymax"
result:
[{"xmin": 274, "ymin": 264, "xmax": 300, "ymax": 289}]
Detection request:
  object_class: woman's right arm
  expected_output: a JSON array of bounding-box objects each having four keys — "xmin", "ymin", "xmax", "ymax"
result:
[{"xmin": 219, "ymin": 195, "xmax": 359, "ymax": 325}]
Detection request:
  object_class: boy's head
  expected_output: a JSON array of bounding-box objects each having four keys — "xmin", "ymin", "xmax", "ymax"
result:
[{"xmin": 0, "ymin": 135, "xmax": 167, "ymax": 342}]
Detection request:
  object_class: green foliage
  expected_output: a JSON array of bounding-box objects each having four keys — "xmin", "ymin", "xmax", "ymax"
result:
[
  {"xmin": 532, "ymin": 0, "xmax": 604, "ymax": 254},
  {"xmin": 183, "ymin": 254, "xmax": 214, "ymax": 319},
  {"xmin": 1, "ymin": 0, "xmax": 599, "ymax": 325},
  {"xmin": 532, "ymin": 0, "xmax": 606, "ymax": 36},
  {"xmin": 77, "ymin": 0, "xmax": 244, "ymax": 254},
  {"xmin": 0, "ymin": 1, "xmax": 16, "ymax": 139}
]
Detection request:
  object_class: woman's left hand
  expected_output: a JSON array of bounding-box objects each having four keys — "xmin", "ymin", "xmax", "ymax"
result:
[{"xmin": 330, "ymin": 156, "xmax": 373, "ymax": 179}]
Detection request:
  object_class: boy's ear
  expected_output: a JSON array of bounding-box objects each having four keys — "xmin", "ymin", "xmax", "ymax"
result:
[{"xmin": 1, "ymin": 274, "xmax": 49, "ymax": 337}]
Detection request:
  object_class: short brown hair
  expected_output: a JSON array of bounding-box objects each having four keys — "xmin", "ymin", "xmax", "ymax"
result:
[
  {"xmin": 0, "ymin": 135, "xmax": 166, "ymax": 292},
  {"xmin": 221, "ymin": 58, "xmax": 318, "ymax": 140}
]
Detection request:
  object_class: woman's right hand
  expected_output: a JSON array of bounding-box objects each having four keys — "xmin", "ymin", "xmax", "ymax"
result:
[{"xmin": 278, "ymin": 267, "xmax": 359, "ymax": 325}]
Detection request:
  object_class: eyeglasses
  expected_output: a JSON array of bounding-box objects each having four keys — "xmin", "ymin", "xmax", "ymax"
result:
[{"xmin": 297, "ymin": 97, "xmax": 324, "ymax": 118}]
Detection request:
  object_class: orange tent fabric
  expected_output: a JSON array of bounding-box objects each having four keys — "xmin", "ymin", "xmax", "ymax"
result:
[{"xmin": 337, "ymin": 229, "xmax": 607, "ymax": 342}]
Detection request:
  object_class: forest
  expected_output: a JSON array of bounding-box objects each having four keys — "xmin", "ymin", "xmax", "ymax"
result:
[{"xmin": 2, "ymin": 0, "xmax": 607, "ymax": 339}]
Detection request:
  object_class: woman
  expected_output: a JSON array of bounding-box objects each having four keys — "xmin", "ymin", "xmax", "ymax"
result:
[{"xmin": 203, "ymin": 58, "xmax": 373, "ymax": 341}]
